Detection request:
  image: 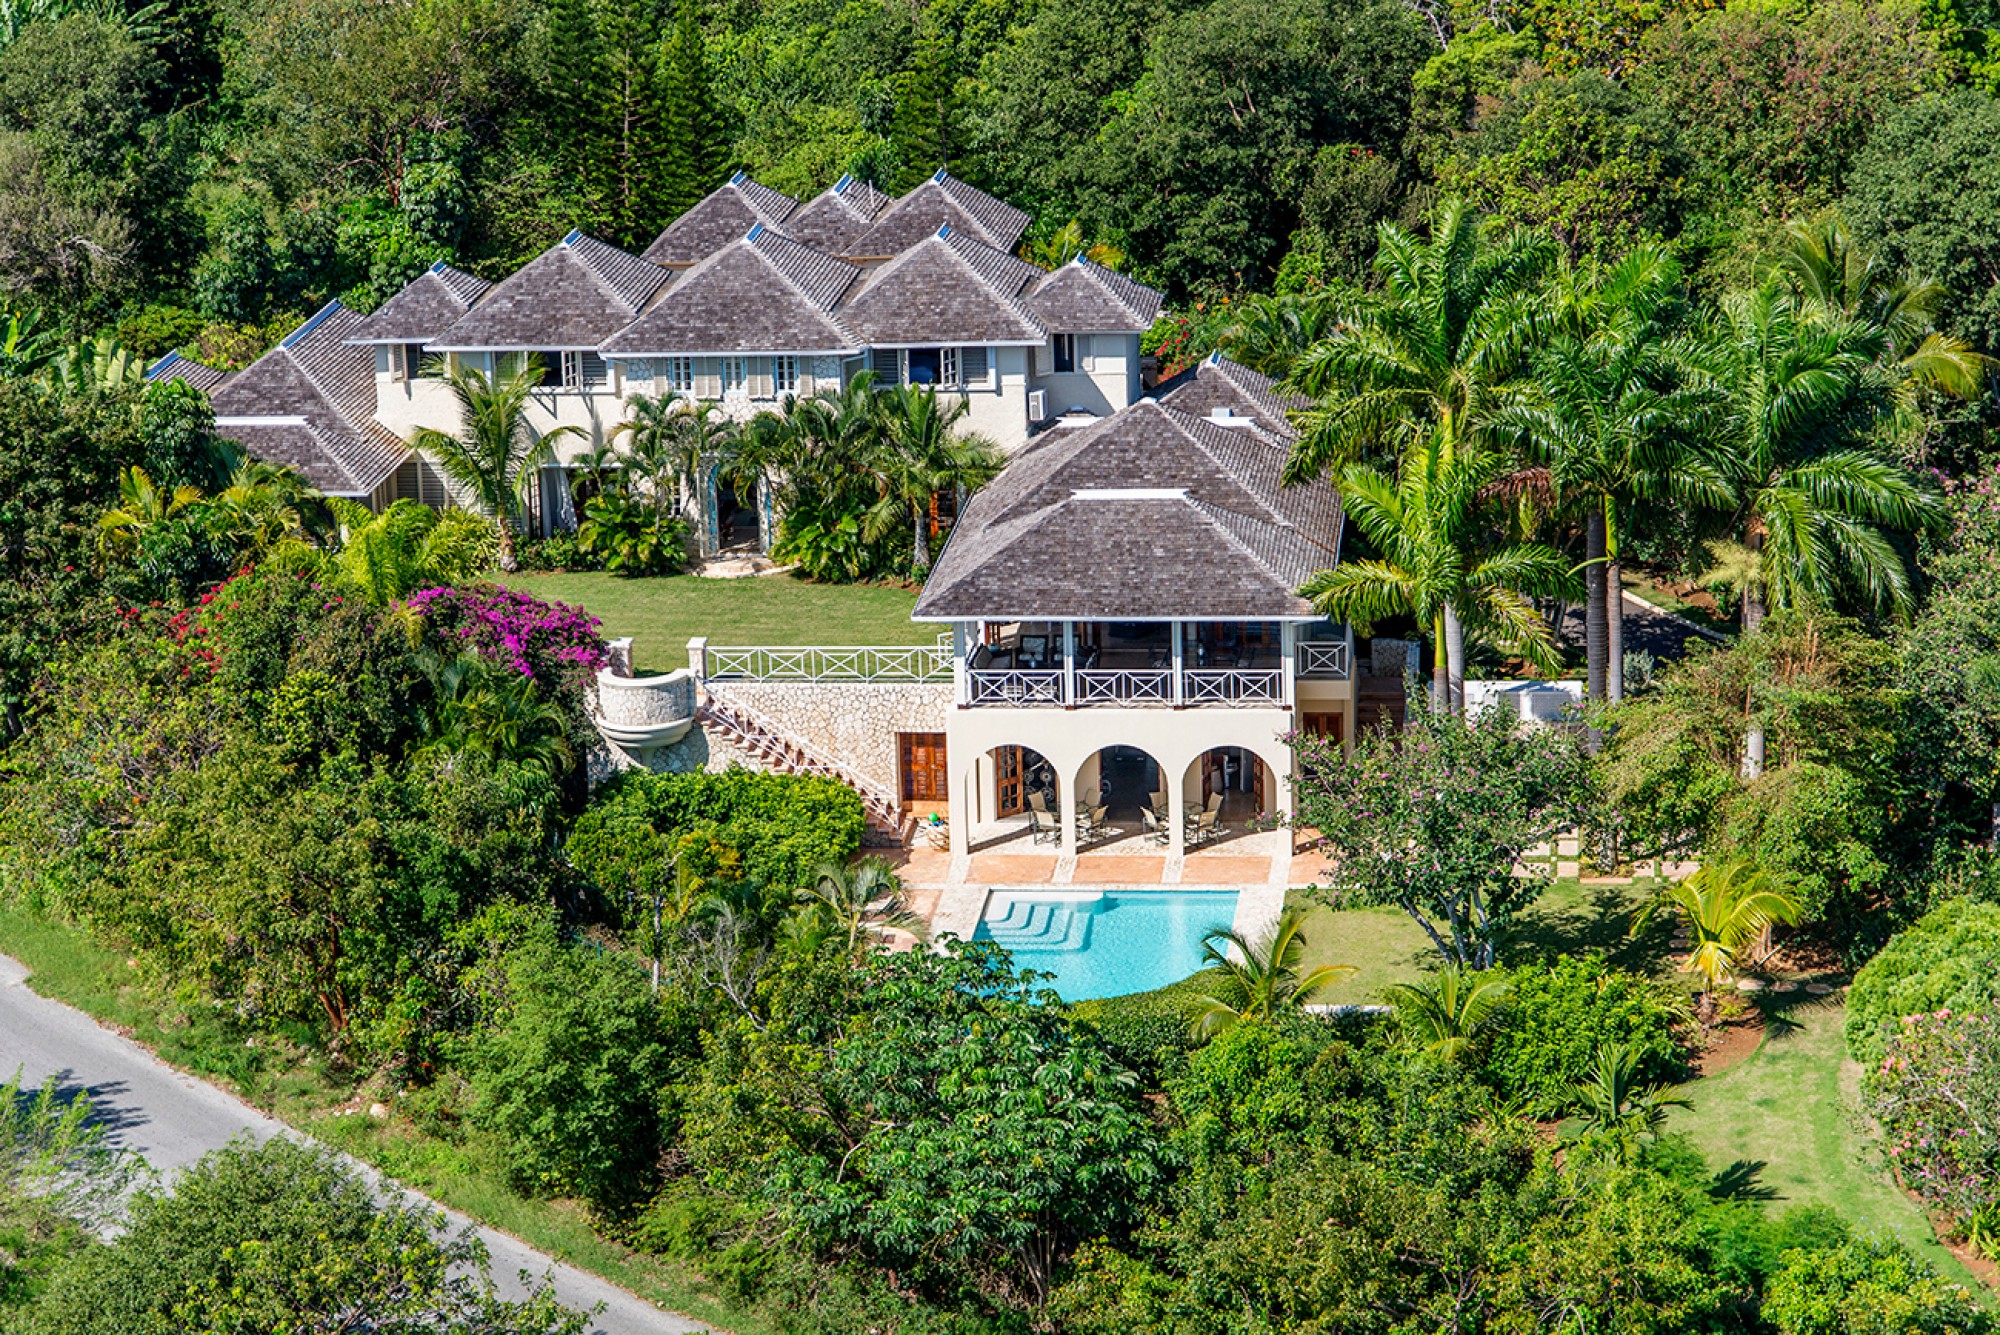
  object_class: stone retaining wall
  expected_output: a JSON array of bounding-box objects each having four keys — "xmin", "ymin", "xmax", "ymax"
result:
[{"xmin": 707, "ymin": 680, "xmax": 955, "ymax": 790}]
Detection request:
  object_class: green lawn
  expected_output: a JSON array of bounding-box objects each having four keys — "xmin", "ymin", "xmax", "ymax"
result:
[
  {"xmin": 499, "ymin": 571, "xmax": 933, "ymax": 673},
  {"xmin": 1287, "ymin": 875, "xmax": 1673, "ymax": 1005},
  {"xmin": 1668, "ymin": 994, "xmax": 1983, "ymax": 1291}
]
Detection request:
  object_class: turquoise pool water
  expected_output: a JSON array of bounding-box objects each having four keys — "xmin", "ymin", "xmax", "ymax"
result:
[{"xmin": 973, "ymin": 889, "xmax": 1241, "ymax": 1001}]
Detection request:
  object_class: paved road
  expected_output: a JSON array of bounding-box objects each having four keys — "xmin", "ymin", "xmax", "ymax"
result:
[{"xmin": 0, "ymin": 953, "xmax": 709, "ymax": 1335}]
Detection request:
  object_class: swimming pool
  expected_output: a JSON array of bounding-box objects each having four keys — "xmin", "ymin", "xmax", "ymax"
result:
[{"xmin": 973, "ymin": 888, "xmax": 1241, "ymax": 1002}]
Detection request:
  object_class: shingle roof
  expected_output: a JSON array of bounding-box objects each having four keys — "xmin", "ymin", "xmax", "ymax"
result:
[
  {"xmin": 912, "ymin": 393, "xmax": 1342, "ymax": 620},
  {"xmin": 429, "ymin": 231, "xmax": 667, "ymax": 350},
  {"xmin": 144, "ymin": 350, "xmax": 230, "ymax": 392},
  {"xmin": 205, "ymin": 302, "xmax": 410, "ymax": 496},
  {"xmin": 347, "ymin": 262, "xmax": 492, "ymax": 343},
  {"xmin": 845, "ymin": 170, "xmax": 1031, "ymax": 257},
  {"xmin": 1027, "ymin": 257, "xmax": 1164, "ymax": 332},
  {"xmin": 601, "ymin": 225, "xmax": 863, "ymax": 356},
  {"xmin": 641, "ymin": 172, "xmax": 801, "ymax": 266},
  {"xmin": 840, "ymin": 227, "xmax": 1047, "ymax": 346},
  {"xmin": 784, "ymin": 174, "xmax": 892, "ymax": 253},
  {"xmin": 1154, "ymin": 353, "xmax": 1309, "ymax": 439}
]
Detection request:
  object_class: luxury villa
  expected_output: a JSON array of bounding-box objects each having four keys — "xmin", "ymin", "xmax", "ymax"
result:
[{"xmin": 147, "ymin": 171, "xmax": 1425, "ymax": 977}]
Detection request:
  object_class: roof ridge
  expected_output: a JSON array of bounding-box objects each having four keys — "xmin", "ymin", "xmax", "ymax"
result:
[
  {"xmin": 561, "ymin": 232, "xmax": 658, "ymax": 313},
  {"xmin": 746, "ymin": 228, "xmax": 861, "ymax": 328},
  {"xmin": 934, "ymin": 228, "xmax": 1046, "ymax": 335}
]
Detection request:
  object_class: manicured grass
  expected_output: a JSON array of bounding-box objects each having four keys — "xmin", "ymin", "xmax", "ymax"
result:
[
  {"xmin": 1668, "ymin": 995, "xmax": 1984, "ymax": 1291},
  {"xmin": 499, "ymin": 570, "xmax": 932, "ymax": 673},
  {"xmin": 1286, "ymin": 875, "xmax": 1674, "ymax": 1004}
]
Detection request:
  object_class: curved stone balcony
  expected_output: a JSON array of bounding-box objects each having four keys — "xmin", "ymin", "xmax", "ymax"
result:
[{"xmin": 592, "ymin": 639, "xmax": 697, "ymax": 755}]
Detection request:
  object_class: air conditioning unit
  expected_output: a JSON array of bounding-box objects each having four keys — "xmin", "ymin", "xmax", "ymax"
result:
[{"xmin": 1027, "ymin": 388, "xmax": 1048, "ymax": 421}]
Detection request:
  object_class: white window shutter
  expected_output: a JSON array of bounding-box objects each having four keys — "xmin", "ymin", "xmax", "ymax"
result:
[
  {"xmin": 696, "ymin": 357, "xmax": 722, "ymax": 398},
  {"xmin": 1034, "ymin": 341, "xmax": 1052, "ymax": 377}
]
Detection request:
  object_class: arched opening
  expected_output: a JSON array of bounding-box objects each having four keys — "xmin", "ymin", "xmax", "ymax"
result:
[
  {"xmin": 965, "ymin": 744, "xmax": 1060, "ymax": 852},
  {"xmin": 1075, "ymin": 744, "xmax": 1167, "ymax": 850},
  {"xmin": 1180, "ymin": 747, "xmax": 1278, "ymax": 850}
]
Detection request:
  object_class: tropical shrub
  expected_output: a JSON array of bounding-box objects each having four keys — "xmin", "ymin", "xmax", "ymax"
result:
[
  {"xmin": 1482, "ymin": 954, "xmax": 1692, "ymax": 1111},
  {"xmin": 1761, "ymin": 1234, "xmax": 1993, "ymax": 1335},
  {"xmin": 400, "ymin": 585, "xmax": 605, "ymax": 683},
  {"xmin": 1845, "ymin": 899, "xmax": 2000, "ymax": 1067},
  {"xmin": 567, "ymin": 769, "xmax": 865, "ymax": 903},
  {"xmin": 464, "ymin": 925, "xmax": 675, "ymax": 1211},
  {"xmin": 575, "ymin": 487, "xmax": 690, "ymax": 575},
  {"xmin": 515, "ymin": 530, "xmax": 603, "ymax": 573},
  {"xmin": 1069, "ymin": 973, "xmax": 1214, "ymax": 1086},
  {"xmin": 1866, "ymin": 1007, "xmax": 2000, "ymax": 1249}
]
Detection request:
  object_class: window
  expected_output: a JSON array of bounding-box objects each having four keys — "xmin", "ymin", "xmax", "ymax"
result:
[
  {"xmin": 962, "ymin": 346, "xmax": 990, "ymax": 385},
  {"xmin": 662, "ymin": 356, "xmax": 694, "ymax": 394},
  {"xmin": 392, "ymin": 343, "xmax": 431, "ymax": 381},
  {"xmin": 940, "ymin": 347, "xmax": 961, "ymax": 386},
  {"xmin": 773, "ymin": 354, "xmax": 799, "ymax": 395},
  {"xmin": 906, "ymin": 348, "xmax": 941, "ymax": 385},
  {"xmin": 562, "ymin": 350, "xmax": 608, "ymax": 390},
  {"xmin": 870, "ymin": 348, "xmax": 901, "ymax": 384},
  {"xmin": 1053, "ymin": 333, "xmax": 1076, "ymax": 373},
  {"xmin": 535, "ymin": 351, "xmax": 570, "ymax": 387},
  {"xmin": 721, "ymin": 356, "xmax": 748, "ymax": 393}
]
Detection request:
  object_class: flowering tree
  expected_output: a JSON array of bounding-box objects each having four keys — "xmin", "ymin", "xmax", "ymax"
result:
[
  {"xmin": 399, "ymin": 586, "xmax": 605, "ymax": 682},
  {"xmin": 1290, "ymin": 697, "xmax": 1594, "ymax": 968},
  {"xmin": 1869, "ymin": 1007, "xmax": 2000, "ymax": 1256}
]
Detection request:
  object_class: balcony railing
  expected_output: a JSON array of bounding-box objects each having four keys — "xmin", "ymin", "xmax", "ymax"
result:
[
  {"xmin": 705, "ymin": 642, "xmax": 952, "ymax": 683},
  {"xmin": 1296, "ymin": 638, "xmax": 1351, "ymax": 679},
  {"xmin": 964, "ymin": 666, "xmax": 1287, "ymax": 708}
]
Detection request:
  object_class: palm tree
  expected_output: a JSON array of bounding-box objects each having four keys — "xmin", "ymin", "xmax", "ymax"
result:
[
  {"xmin": 1572, "ymin": 1041, "xmax": 1690, "ymax": 1164},
  {"xmin": 1301, "ymin": 430, "xmax": 1579, "ymax": 713},
  {"xmin": 1282, "ymin": 196, "xmax": 1554, "ymax": 482},
  {"xmin": 1384, "ymin": 965, "xmax": 1509, "ymax": 1062},
  {"xmin": 413, "ymin": 356, "xmax": 582, "ymax": 572},
  {"xmin": 795, "ymin": 858, "xmax": 927, "ymax": 956},
  {"xmin": 96, "ymin": 466, "xmax": 201, "ymax": 557},
  {"xmin": 1493, "ymin": 247, "xmax": 1728, "ymax": 703},
  {"xmin": 416, "ymin": 651, "xmax": 576, "ymax": 776},
  {"xmin": 866, "ymin": 385, "xmax": 1003, "ymax": 576},
  {"xmin": 1690, "ymin": 285, "xmax": 1938, "ymax": 634},
  {"xmin": 1186, "ymin": 904, "xmax": 1355, "ymax": 1039},
  {"xmin": 1765, "ymin": 216, "xmax": 1992, "ymax": 406},
  {"xmin": 616, "ymin": 391, "xmax": 740, "ymax": 519},
  {"xmin": 1018, "ymin": 219, "xmax": 1126, "ymax": 271},
  {"xmin": 209, "ymin": 460, "xmax": 314, "ymax": 553},
  {"xmin": 329, "ymin": 499, "xmax": 494, "ymax": 605},
  {"xmin": 1637, "ymin": 860, "xmax": 1801, "ymax": 1026},
  {"xmin": 1210, "ymin": 291, "xmax": 1345, "ymax": 380}
]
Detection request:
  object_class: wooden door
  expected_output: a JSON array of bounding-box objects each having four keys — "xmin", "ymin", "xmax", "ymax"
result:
[
  {"xmin": 1302, "ymin": 712, "xmax": 1344, "ymax": 743},
  {"xmin": 899, "ymin": 733, "xmax": 948, "ymax": 804},
  {"xmin": 1251, "ymin": 753, "xmax": 1266, "ymax": 814},
  {"xmin": 994, "ymin": 745, "xmax": 1024, "ymax": 816}
]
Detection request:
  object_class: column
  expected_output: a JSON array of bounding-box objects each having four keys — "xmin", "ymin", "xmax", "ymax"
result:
[
  {"xmin": 1062, "ymin": 620, "xmax": 1077, "ymax": 707},
  {"xmin": 947, "ymin": 744, "xmax": 972, "ymax": 859},
  {"xmin": 1166, "ymin": 754, "xmax": 1187, "ymax": 861},
  {"xmin": 1170, "ymin": 619, "xmax": 1185, "ymax": 707},
  {"xmin": 1280, "ymin": 622, "xmax": 1297, "ymax": 709},
  {"xmin": 1058, "ymin": 757, "xmax": 1080, "ymax": 859},
  {"xmin": 686, "ymin": 636, "xmax": 708, "ymax": 682},
  {"xmin": 952, "ymin": 622, "xmax": 968, "ymax": 706}
]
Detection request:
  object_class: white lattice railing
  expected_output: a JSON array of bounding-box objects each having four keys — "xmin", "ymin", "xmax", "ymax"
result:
[
  {"xmin": 704, "ymin": 642, "xmax": 952, "ymax": 683},
  {"xmin": 966, "ymin": 668, "xmax": 1064, "ymax": 705},
  {"xmin": 1075, "ymin": 668, "xmax": 1174, "ymax": 705},
  {"xmin": 1183, "ymin": 668, "xmax": 1286, "ymax": 705},
  {"xmin": 1296, "ymin": 639, "xmax": 1351, "ymax": 679}
]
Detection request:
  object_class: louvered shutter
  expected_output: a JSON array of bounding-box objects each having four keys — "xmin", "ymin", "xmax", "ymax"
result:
[
  {"xmin": 1033, "ymin": 341, "xmax": 1052, "ymax": 376},
  {"xmin": 963, "ymin": 346, "xmax": 990, "ymax": 386},
  {"xmin": 870, "ymin": 348, "xmax": 901, "ymax": 385},
  {"xmin": 577, "ymin": 351, "xmax": 608, "ymax": 389},
  {"xmin": 695, "ymin": 357, "xmax": 722, "ymax": 398},
  {"xmin": 1080, "ymin": 334, "xmax": 1097, "ymax": 371},
  {"xmin": 751, "ymin": 357, "xmax": 773, "ymax": 399}
]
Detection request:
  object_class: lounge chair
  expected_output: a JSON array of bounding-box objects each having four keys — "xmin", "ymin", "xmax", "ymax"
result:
[{"xmin": 1141, "ymin": 807, "xmax": 1169, "ymax": 846}]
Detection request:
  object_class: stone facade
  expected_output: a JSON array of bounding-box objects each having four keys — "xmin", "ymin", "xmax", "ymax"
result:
[{"xmin": 708, "ymin": 680, "xmax": 954, "ymax": 790}]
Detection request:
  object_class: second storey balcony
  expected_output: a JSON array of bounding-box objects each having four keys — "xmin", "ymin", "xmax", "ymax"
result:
[{"xmin": 954, "ymin": 619, "xmax": 1351, "ymax": 709}]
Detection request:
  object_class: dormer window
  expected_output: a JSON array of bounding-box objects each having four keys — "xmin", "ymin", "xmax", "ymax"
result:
[{"xmin": 1053, "ymin": 333, "xmax": 1077, "ymax": 373}]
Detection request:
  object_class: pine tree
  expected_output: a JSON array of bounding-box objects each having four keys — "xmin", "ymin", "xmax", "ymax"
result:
[
  {"xmin": 597, "ymin": 0, "xmax": 671, "ymax": 247},
  {"xmin": 657, "ymin": 0, "xmax": 723, "ymax": 218},
  {"xmin": 890, "ymin": 22, "xmax": 959, "ymax": 190},
  {"xmin": 543, "ymin": 0, "xmax": 607, "ymax": 186}
]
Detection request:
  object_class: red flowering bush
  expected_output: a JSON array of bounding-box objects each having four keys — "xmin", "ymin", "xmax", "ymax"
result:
[
  {"xmin": 401, "ymin": 586, "xmax": 606, "ymax": 682},
  {"xmin": 1869, "ymin": 1007, "xmax": 2000, "ymax": 1251}
]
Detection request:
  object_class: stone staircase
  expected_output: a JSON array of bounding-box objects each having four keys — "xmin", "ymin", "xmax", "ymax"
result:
[
  {"xmin": 980, "ymin": 896, "xmax": 1095, "ymax": 952},
  {"xmin": 697, "ymin": 688, "xmax": 911, "ymax": 845}
]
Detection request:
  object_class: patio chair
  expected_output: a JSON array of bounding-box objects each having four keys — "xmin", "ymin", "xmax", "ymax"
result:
[
  {"xmin": 1140, "ymin": 808, "xmax": 1169, "ymax": 846},
  {"xmin": 1206, "ymin": 790, "xmax": 1224, "ymax": 814},
  {"xmin": 1187, "ymin": 809, "xmax": 1219, "ymax": 848},
  {"xmin": 1077, "ymin": 804, "xmax": 1110, "ymax": 841},
  {"xmin": 1028, "ymin": 790, "xmax": 1050, "ymax": 814},
  {"xmin": 1028, "ymin": 809, "xmax": 1060, "ymax": 846}
]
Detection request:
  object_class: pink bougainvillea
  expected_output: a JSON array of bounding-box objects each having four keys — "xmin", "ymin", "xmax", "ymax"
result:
[{"xmin": 401, "ymin": 586, "xmax": 606, "ymax": 681}]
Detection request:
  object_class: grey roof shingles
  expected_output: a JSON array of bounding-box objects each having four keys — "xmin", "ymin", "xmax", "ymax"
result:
[
  {"xmin": 1027, "ymin": 257, "xmax": 1164, "ymax": 332},
  {"xmin": 784, "ymin": 174, "xmax": 892, "ymax": 253},
  {"xmin": 845, "ymin": 171, "xmax": 1031, "ymax": 258},
  {"xmin": 1154, "ymin": 353, "xmax": 1309, "ymax": 438},
  {"xmin": 144, "ymin": 351, "xmax": 230, "ymax": 392},
  {"xmin": 840, "ymin": 227, "xmax": 1047, "ymax": 346},
  {"xmin": 641, "ymin": 172, "xmax": 800, "ymax": 267},
  {"xmin": 347, "ymin": 262, "xmax": 492, "ymax": 343},
  {"xmin": 601, "ymin": 225, "xmax": 863, "ymax": 356},
  {"xmin": 912, "ymin": 384, "xmax": 1341, "ymax": 620},
  {"xmin": 428, "ymin": 231, "xmax": 667, "ymax": 350},
  {"xmin": 205, "ymin": 302, "xmax": 410, "ymax": 496}
]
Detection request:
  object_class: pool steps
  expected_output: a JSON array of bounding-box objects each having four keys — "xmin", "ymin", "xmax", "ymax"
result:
[{"xmin": 980, "ymin": 897, "xmax": 1097, "ymax": 951}]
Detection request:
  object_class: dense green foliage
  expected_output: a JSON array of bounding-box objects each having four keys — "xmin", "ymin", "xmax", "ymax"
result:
[
  {"xmin": 1845, "ymin": 898, "xmax": 2000, "ymax": 1067},
  {"xmin": 1482, "ymin": 954, "xmax": 1692, "ymax": 1113}
]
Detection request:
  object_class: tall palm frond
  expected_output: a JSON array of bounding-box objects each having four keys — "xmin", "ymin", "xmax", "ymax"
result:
[
  {"xmin": 413, "ymin": 356, "xmax": 582, "ymax": 572},
  {"xmin": 1187, "ymin": 904, "xmax": 1354, "ymax": 1038},
  {"xmin": 1385, "ymin": 965, "xmax": 1509, "ymax": 1062}
]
